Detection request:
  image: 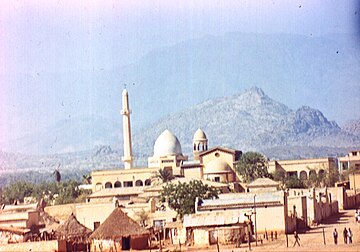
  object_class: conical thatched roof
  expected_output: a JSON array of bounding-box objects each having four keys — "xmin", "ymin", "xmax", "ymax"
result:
[
  {"xmin": 90, "ymin": 207, "xmax": 149, "ymax": 240},
  {"xmin": 55, "ymin": 213, "xmax": 92, "ymax": 242}
]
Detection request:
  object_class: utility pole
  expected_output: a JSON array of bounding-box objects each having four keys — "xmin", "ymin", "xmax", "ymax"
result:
[{"xmin": 254, "ymin": 194, "xmax": 258, "ymax": 246}]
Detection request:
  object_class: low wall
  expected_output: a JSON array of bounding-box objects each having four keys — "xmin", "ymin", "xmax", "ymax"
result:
[
  {"xmin": 45, "ymin": 203, "xmax": 85, "ymax": 222},
  {"xmin": 0, "ymin": 240, "xmax": 66, "ymax": 252},
  {"xmin": 344, "ymin": 191, "xmax": 360, "ymax": 209}
]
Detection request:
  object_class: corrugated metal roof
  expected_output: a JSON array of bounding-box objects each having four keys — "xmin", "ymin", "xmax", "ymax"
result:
[
  {"xmin": 201, "ymin": 191, "xmax": 283, "ymax": 207},
  {"xmin": 183, "ymin": 211, "xmax": 247, "ymax": 227}
]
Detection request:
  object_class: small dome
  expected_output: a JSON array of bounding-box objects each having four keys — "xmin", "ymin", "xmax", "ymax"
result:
[
  {"xmin": 204, "ymin": 159, "xmax": 232, "ymax": 174},
  {"xmin": 154, "ymin": 130, "xmax": 182, "ymax": 157},
  {"xmin": 193, "ymin": 128, "xmax": 207, "ymax": 141}
]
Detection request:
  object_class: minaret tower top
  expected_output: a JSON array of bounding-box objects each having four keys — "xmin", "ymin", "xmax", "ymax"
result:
[{"xmin": 121, "ymin": 89, "xmax": 133, "ymax": 169}]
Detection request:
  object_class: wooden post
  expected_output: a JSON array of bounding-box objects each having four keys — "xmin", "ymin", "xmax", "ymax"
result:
[
  {"xmin": 286, "ymin": 234, "xmax": 288, "ymax": 248},
  {"xmin": 179, "ymin": 239, "xmax": 181, "ymax": 252},
  {"xmin": 216, "ymin": 235, "xmax": 220, "ymax": 252},
  {"xmin": 323, "ymin": 228, "xmax": 326, "ymax": 245}
]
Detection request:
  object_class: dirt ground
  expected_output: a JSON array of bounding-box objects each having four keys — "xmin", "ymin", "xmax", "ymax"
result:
[{"xmin": 144, "ymin": 208, "xmax": 360, "ymax": 252}]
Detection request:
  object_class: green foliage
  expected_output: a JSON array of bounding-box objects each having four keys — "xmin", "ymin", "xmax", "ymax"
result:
[
  {"xmin": 135, "ymin": 208, "xmax": 150, "ymax": 227},
  {"xmin": 152, "ymin": 169, "xmax": 175, "ymax": 183},
  {"xmin": 272, "ymin": 170, "xmax": 286, "ymax": 184},
  {"xmin": 160, "ymin": 180, "xmax": 219, "ymax": 219},
  {"xmin": 272, "ymin": 167, "xmax": 339, "ymax": 189},
  {"xmin": 2, "ymin": 181, "xmax": 35, "ymax": 204},
  {"xmin": 53, "ymin": 168, "xmax": 61, "ymax": 183},
  {"xmin": 236, "ymin": 152, "xmax": 270, "ymax": 183},
  {"xmin": 82, "ymin": 174, "xmax": 92, "ymax": 185},
  {"xmin": 284, "ymin": 175, "xmax": 305, "ymax": 188},
  {"xmin": 0, "ymin": 179, "xmax": 88, "ymax": 205}
]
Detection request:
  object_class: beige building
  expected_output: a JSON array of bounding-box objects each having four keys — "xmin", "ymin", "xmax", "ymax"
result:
[
  {"xmin": 195, "ymin": 190, "xmax": 296, "ymax": 235},
  {"xmin": 0, "ymin": 204, "xmax": 40, "ymax": 229},
  {"xmin": 268, "ymin": 157, "xmax": 338, "ymax": 180},
  {"xmin": 91, "ymin": 167, "xmax": 156, "ymax": 192},
  {"xmin": 339, "ymin": 150, "xmax": 360, "ymax": 172}
]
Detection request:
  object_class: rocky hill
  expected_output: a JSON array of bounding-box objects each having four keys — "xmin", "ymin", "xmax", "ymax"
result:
[
  {"xmin": 133, "ymin": 87, "xmax": 360, "ymax": 160},
  {"xmin": 343, "ymin": 119, "xmax": 360, "ymax": 137}
]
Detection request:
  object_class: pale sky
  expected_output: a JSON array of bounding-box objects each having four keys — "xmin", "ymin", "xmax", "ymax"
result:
[{"xmin": 0, "ymin": 0, "xmax": 359, "ymax": 144}]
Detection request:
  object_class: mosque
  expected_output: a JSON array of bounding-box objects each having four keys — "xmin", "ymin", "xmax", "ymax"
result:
[{"xmin": 91, "ymin": 89, "xmax": 243, "ymax": 192}]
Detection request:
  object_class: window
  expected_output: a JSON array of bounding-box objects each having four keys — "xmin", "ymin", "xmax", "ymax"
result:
[
  {"xmin": 123, "ymin": 181, "xmax": 133, "ymax": 187},
  {"xmin": 214, "ymin": 177, "xmax": 220, "ymax": 182},
  {"xmin": 215, "ymin": 152, "xmax": 220, "ymax": 157}
]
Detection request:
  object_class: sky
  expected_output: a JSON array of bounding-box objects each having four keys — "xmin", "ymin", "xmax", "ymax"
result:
[{"xmin": 0, "ymin": 0, "xmax": 359, "ymax": 145}]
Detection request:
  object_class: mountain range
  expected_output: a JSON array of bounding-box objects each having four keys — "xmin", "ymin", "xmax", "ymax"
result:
[
  {"xmin": 1, "ymin": 87, "xmax": 359, "ymax": 186},
  {"xmin": 3, "ymin": 32, "xmax": 360, "ymax": 145},
  {"xmin": 133, "ymin": 87, "xmax": 360, "ymax": 161}
]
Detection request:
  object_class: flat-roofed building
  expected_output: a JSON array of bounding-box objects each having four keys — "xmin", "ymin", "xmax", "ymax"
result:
[
  {"xmin": 339, "ymin": 150, "xmax": 360, "ymax": 173},
  {"xmin": 268, "ymin": 157, "xmax": 338, "ymax": 180}
]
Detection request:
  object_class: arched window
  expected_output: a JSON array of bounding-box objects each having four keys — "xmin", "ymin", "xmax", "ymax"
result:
[
  {"xmin": 318, "ymin": 169, "xmax": 325, "ymax": 178},
  {"xmin": 105, "ymin": 182, "xmax": 113, "ymax": 189},
  {"xmin": 299, "ymin": 171, "xmax": 308, "ymax": 180},
  {"xmin": 135, "ymin": 180, "xmax": 143, "ymax": 186},
  {"xmin": 114, "ymin": 181, "xmax": 122, "ymax": 188},
  {"xmin": 309, "ymin": 170, "xmax": 317, "ymax": 178},
  {"xmin": 145, "ymin": 179, "xmax": 151, "ymax": 186},
  {"xmin": 95, "ymin": 183, "xmax": 102, "ymax": 191},
  {"xmin": 193, "ymin": 144, "xmax": 196, "ymax": 151}
]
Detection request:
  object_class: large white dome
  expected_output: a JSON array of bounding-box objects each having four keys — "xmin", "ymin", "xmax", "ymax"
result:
[{"xmin": 154, "ymin": 130, "xmax": 182, "ymax": 157}]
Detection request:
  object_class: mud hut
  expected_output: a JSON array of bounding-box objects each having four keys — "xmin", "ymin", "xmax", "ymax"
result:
[
  {"xmin": 55, "ymin": 213, "xmax": 92, "ymax": 252},
  {"xmin": 90, "ymin": 207, "xmax": 149, "ymax": 251}
]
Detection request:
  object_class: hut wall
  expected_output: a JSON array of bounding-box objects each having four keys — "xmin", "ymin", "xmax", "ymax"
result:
[
  {"xmin": 0, "ymin": 231, "xmax": 25, "ymax": 244},
  {"xmin": 130, "ymin": 234, "xmax": 149, "ymax": 250},
  {"xmin": 0, "ymin": 240, "xmax": 66, "ymax": 252},
  {"xmin": 92, "ymin": 239, "xmax": 121, "ymax": 252},
  {"xmin": 193, "ymin": 226, "xmax": 245, "ymax": 246}
]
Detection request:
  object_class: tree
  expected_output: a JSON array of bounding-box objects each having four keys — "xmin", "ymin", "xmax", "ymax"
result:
[
  {"xmin": 285, "ymin": 175, "xmax": 305, "ymax": 188},
  {"xmin": 82, "ymin": 174, "xmax": 92, "ymax": 185},
  {"xmin": 2, "ymin": 181, "xmax": 35, "ymax": 204},
  {"xmin": 236, "ymin": 152, "xmax": 270, "ymax": 183},
  {"xmin": 152, "ymin": 169, "xmax": 175, "ymax": 184},
  {"xmin": 160, "ymin": 180, "xmax": 218, "ymax": 219},
  {"xmin": 53, "ymin": 164, "xmax": 61, "ymax": 183},
  {"xmin": 135, "ymin": 208, "xmax": 149, "ymax": 227}
]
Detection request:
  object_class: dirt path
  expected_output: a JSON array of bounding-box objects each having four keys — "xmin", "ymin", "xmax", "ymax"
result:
[
  {"xmin": 145, "ymin": 209, "xmax": 360, "ymax": 252},
  {"xmin": 216, "ymin": 209, "xmax": 360, "ymax": 252}
]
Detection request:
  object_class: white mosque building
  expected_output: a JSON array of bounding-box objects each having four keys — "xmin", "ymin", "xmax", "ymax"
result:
[{"xmin": 91, "ymin": 89, "xmax": 243, "ymax": 192}]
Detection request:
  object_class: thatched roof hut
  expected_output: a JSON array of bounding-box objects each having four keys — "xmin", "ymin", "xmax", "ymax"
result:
[
  {"xmin": 55, "ymin": 213, "xmax": 92, "ymax": 243},
  {"xmin": 90, "ymin": 207, "xmax": 149, "ymax": 251}
]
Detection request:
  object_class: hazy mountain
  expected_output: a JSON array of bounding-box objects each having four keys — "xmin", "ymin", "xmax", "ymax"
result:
[
  {"xmin": 1, "ymin": 87, "xmax": 359, "ymax": 187},
  {"xmin": 343, "ymin": 119, "xmax": 360, "ymax": 137},
  {"xmin": 2, "ymin": 116, "xmax": 122, "ymax": 155},
  {"xmin": 123, "ymin": 32, "xmax": 360, "ymax": 128},
  {"xmin": 133, "ymin": 87, "xmax": 360, "ymax": 161},
  {"xmin": 4, "ymin": 32, "xmax": 359, "ymax": 145}
]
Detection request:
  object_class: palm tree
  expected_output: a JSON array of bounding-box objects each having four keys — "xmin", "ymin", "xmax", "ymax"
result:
[
  {"xmin": 82, "ymin": 174, "xmax": 92, "ymax": 185},
  {"xmin": 152, "ymin": 169, "xmax": 175, "ymax": 184},
  {"xmin": 53, "ymin": 164, "xmax": 61, "ymax": 183}
]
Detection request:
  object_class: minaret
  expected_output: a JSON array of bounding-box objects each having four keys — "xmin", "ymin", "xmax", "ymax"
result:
[{"xmin": 121, "ymin": 89, "xmax": 133, "ymax": 169}]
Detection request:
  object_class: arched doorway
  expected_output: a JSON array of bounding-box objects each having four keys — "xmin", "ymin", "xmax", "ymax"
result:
[{"xmin": 114, "ymin": 181, "xmax": 122, "ymax": 188}]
